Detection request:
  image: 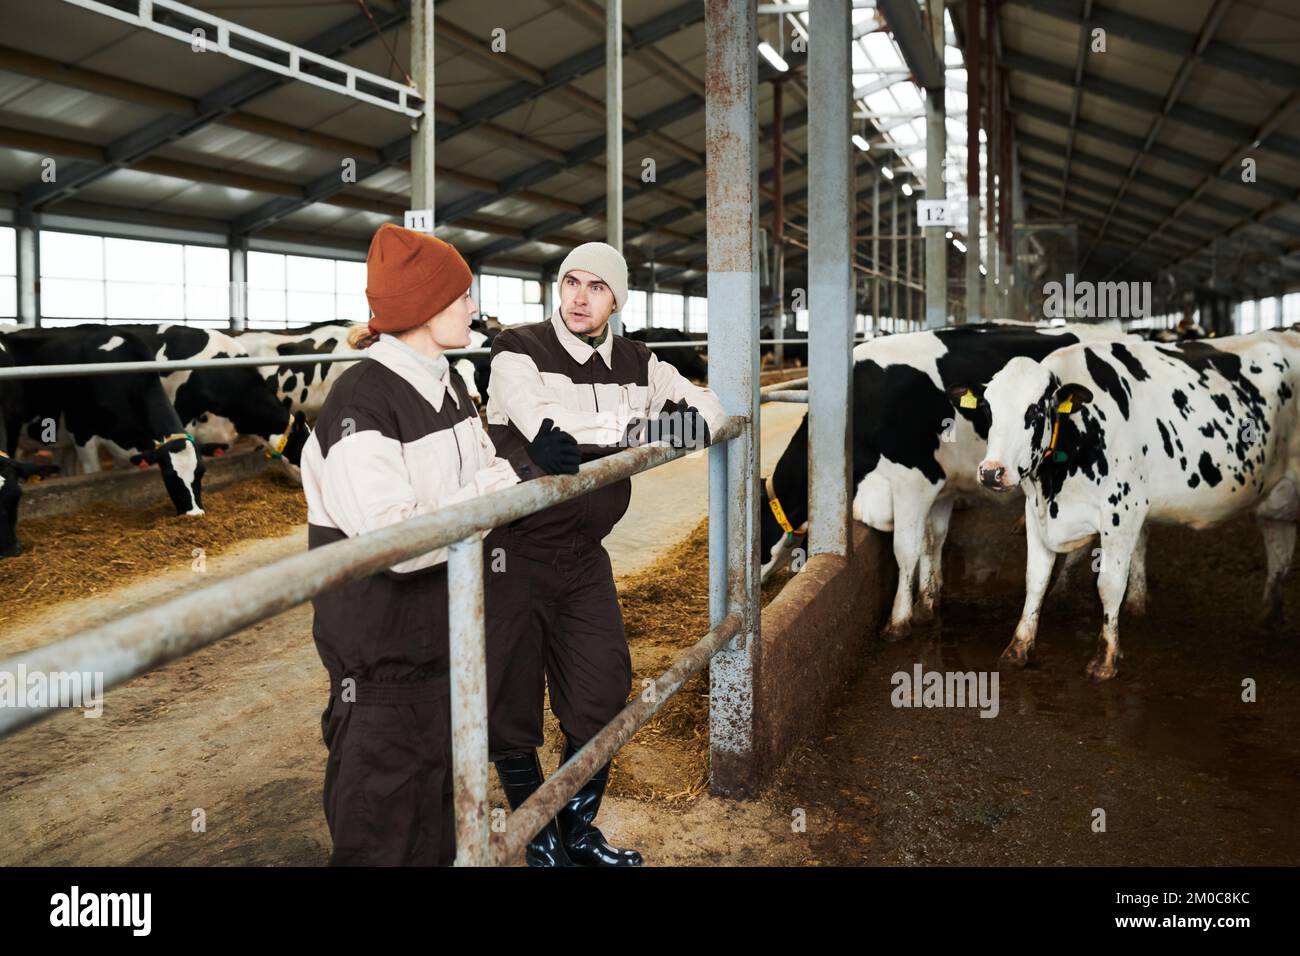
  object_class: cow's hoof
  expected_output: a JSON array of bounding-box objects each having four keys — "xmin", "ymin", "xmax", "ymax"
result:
[
  {"xmin": 912, "ymin": 601, "xmax": 938, "ymax": 626},
  {"xmin": 1085, "ymin": 657, "xmax": 1117, "ymax": 681},
  {"xmin": 881, "ymin": 620, "xmax": 911, "ymax": 643},
  {"xmin": 998, "ymin": 643, "xmax": 1031, "ymax": 669}
]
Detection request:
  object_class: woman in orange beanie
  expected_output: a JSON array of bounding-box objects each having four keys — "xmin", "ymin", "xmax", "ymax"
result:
[{"xmin": 300, "ymin": 223, "xmax": 580, "ymax": 866}]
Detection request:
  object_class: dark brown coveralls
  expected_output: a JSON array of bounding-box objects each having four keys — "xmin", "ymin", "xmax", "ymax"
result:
[
  {"xmin": 483, "ymin": 311, "xmax": 723, "ymax": 760},
  {"xmin": 303, "ymin": 340, "xmax": 535, "ymax": 866}
]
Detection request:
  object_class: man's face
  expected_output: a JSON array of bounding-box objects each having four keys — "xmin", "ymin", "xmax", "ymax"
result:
[{"xmin": 559, "ymin": 269, "xmax": 616, "ymax": 336}]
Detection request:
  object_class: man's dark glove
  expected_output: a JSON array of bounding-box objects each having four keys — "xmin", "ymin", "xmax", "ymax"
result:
[
  {"xmin": 658, "ymin": 398, "xmax": 711, "ymax": 449},
  {"xmin": 527, "ymin": 418, "xmax": 580, "ymax": 474}
]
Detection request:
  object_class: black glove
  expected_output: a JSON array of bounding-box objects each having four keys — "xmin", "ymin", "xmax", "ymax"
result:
[
  {"xmin": 526, "ymin": 418, "xmax": 580, "ymax": 475},
  {"xmin": 658, "ymin": 398, "xmax": 711, "ymax": 449}
]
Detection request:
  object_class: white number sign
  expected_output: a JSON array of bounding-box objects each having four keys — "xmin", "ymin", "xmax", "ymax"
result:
[
  {"xmin": 916, "ymin": 200, "xmax": 951, "ymax": 227},
  {"xmin": 404, "ymin": 209, "xmax": 434, "ymax": 233}
]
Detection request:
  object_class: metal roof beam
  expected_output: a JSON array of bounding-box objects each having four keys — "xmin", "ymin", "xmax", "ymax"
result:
[
  {"xmin": 876, "ymin": 0, "xmax": 945, "ymax": 90},
  {"xmin": 1002, "ymin": 50, "xmax": 1300, "ymax": 157},
  {"xmin": 17, "ymin": 4, "xmax": 410, "ymax": 211},
  {"xmin": 1011, "ymin": 96, "xmax": 1296, "ymax": 204},
  {"xmin": 1006, "ymin": 0, "xmax": 1300, "ymax": 92},
  {"xmin": 1082, "ymin": 0, "xmax": 1235, "ymax": 267}
]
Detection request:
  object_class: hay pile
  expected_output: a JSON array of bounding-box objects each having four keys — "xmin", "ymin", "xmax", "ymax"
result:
[
  {"xmin": 0, "ymin": 471, "xmax": 306, "ymax": 632},
  {"xmin": 604, "ymin": 520, "xmax": 791, "ymax": 804}
]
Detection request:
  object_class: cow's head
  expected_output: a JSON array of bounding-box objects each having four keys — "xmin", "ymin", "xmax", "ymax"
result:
[
  {"xmin": 0, "ymin": 453, "xmax": 59, "ymax": 558},
  {"xmin": 973, "ymin": 358, "xmax": 1093, "ymax": 492},
  {"xmin": 759, "ymin": 475, "xmax": 807, "ymax": 581},
  {"xmin": 131, "ymin": 433, "xmax": 206, "ymax": 516},
  {"xmin": 265, "ymin": 411, "xmax": 310, "ymax": 467}
]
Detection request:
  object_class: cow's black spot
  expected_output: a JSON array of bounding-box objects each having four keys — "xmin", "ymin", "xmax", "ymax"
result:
[
  {"xmin": 1197, "ymin": 451, "xmax": 1223, "ymax": 487},
  {"xmin": 1156, "ymin": 419, "xmax": 1174, "ymax": 458},
  {"xmin": 1112, "ymin": 513, "xmax": 1120, "ymax": 527},
  {"xmin": 1110, "ymin": 343, "xmax": 1150, "ymax": 382},
  {"xmin": 1171, "ymin": 388, "xmax": 1191, "ymax": 420},
  {"xmin": 284, "ymin": 374, "xmax": 298, "ymax": 394},
  {"xmin": 1085, "ymin": 348, "xmax": 1130, "ymax": 419},
  {"xmin": 1188, "ymin": 473, "xmax": 1200, "ymax": 488}
]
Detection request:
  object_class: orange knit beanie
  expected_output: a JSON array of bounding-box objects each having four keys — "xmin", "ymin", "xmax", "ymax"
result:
[{"xmin": 365, "ymin": 223, "xmax": 473, "ymax": 334}]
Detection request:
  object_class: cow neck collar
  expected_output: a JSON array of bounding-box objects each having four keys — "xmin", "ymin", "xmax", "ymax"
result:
[
  {"xmin": 370, "ymin": 334, "xmax": 459, "ymax": 412},
  {"xmin": 765, "ymin": 475, "xmax": 808, "ymax": 538},
  {"xmin": 551, "ymin": 308, "xmax": 615, "ymax": 368}
]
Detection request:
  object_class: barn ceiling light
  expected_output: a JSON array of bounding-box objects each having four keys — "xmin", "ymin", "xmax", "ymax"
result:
[
  {"xmin": 758, "ymin": 42, "xmax": 789, "ymax": 72},
  {"xmin": 901, "ymin": 182, "xmax": 913, "ymax": 196},
  {"xmin": 852, "ymin": 134, "xmax": 871, "ymax": 152},
  {"xmin": 953, "ymin": 238, "xmax": 967, "ymax": 253},
  {"xmin": 881, "ymin": 167, "xmax": 895, "ymax": 180}
]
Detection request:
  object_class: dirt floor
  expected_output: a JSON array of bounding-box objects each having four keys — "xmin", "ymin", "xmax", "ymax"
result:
[{"xmin": 2, "ymin": 439, "xmax": 1297, "ymax": 865}]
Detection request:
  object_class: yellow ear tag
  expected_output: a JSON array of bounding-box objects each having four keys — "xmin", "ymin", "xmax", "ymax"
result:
[
  {"xmin": 960, "ymin": 390, "xmax": 978, "ymax": 410},
  {"xmin": 1057, "ymin": 398, "xmax": 1074, "ymax": 415}
]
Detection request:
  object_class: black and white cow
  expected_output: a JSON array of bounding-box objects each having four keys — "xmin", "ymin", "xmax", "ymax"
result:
[
  {"xmin": 974, "ymin": 332, "xmax": 1300, "ymax": 680},
  {"xmin": 0, "ymin": 333, "xmax": 58, "ymax": 557},
  {"xmin": 115, "ymin": 324, "xmax": 310, "ymax": 478},
  {"xmin": 759, "ymin": 322, "xmax": 1129, "ymax": 640},
  {"xmin": 1, "ymin": 325, "xmax": 210, "ymax": 516},
  {"xmin": 231, "ymin": 321, "xmax": 356, "ymax": 420},
  {"xmin": 627, "ymin": 327, "xmax": 709, "ymax": 381},
  {"xmin": 236, "ymin": 320, "xmax": 498, "ymax": 414}
]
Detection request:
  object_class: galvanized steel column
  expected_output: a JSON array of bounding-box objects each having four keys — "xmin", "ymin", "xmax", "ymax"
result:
[
  {"xmin": 891, "ymin": 190, "xmax": 899, "ymax": 327},
  {"xmin": 228, "ymin": 237, "xmax": 247, "ymax": 333},
  {"xmin": 607, "ymin": 0, "xmax": 624, "ymax": 335},
  {"xmin": 772, "ymin": 79, "xmax": 785, "ymax": 370},
  {"xmin": 808, "ymin": 0, "xmax": 853, "ymax": 558},
  {"xmin": 965, "ymin": 0, "xmax": 982, "ymax": 324},
  {"xmin": 871, "ymin": 177, "xmax": 880, "ymax": 334},
  {"xmin": 16, "ymin": 214, "xmax": 38, "ymax": 327},
  {"xmin": 448, "ymin": 537, "xmax": 490, "ymax": 866},
  {"xmin": 906, "ymin": 208, "xmax": 914, "ymax": 328},
  {"xmin": 704, "ymin": 0, "xmax": 760, "ymax": 796},
  {"xmin": 984, "ymin": 0, "xmax": 997, "ymax": 321},
  {"xmin": 924, "ymin": 0, "xmax": 947, "ymax": 328},
  {"xmin": 409, "ymin": 0, "xmax": 436, "ymax": 213}
]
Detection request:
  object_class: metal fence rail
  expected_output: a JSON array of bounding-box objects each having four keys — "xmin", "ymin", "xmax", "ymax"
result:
[{"xmin": 0, "ymin": 338, "xmax": 842, "ymax": 381}]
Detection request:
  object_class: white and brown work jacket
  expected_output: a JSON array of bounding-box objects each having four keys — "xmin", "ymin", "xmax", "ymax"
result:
[
  {"xmin": 301, "ymin": 334, "xmax": 535, "ymax": 685},
  {"xmin": 486, "ymin": 309, "xmax": 725, "ymax": 551}
]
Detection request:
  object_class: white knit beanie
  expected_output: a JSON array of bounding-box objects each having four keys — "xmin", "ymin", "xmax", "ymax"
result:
[{"xmin": 557, "ymin": 241, "xmax": 629, "ymax": 313}]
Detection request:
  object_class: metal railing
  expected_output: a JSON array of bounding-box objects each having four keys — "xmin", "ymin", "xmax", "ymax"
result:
[
  {"xmin": 0, "ymin": 337, "xmax": 831, "ymax": 381},
  {"xmin": 0, "ymin": 414, "xmax": 747, "ymax": 866}
]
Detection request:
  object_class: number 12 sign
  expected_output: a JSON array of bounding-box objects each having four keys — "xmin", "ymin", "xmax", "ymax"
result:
[{"xmin": 916, "ymin": 200, "xmax": 951, "ymax": 227}]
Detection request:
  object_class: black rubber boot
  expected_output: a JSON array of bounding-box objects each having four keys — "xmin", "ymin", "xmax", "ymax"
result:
[
  {"xmin": 494, "ymin": 751, "xmax": 576, "ymax": 867},
  {"xmin": 556, "ymin": 740, "xmax": 645, "ymax": 867}
]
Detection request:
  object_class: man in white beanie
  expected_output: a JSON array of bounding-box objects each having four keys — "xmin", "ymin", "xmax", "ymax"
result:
[{"xmin": 483, "ymin": 241, "xmax": 724, "ymax": 867}]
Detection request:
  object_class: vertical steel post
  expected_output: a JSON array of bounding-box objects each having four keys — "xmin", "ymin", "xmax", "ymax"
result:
[
  {"xmin": 808, "ymin": 0, "xmax": 852, "ymax": 559},
  {"xmin": 871, "ymin": 177, "xmax": 880, "ymax": 335},
  {"xmin": 705, "ymin": 0, "xmax": 760, "ymax": 796},
  {"xmin": 16, "ymin": 213, "xmax": 39, "ymax": 327},
  {"xmin": 409, "ymin": 0, "xmax": 436, "ymax": 213},
  {"xmin": 984, "ymin": 0, "xmax": 997, "ymax": 321},
  {"xmin": 965, "ymin": 0, "xmax": 982, "ymax": 324},
  {"xmin": 682, "ymin": 288, "xmax": 690, "ymax": 332},
  {"xmin": 924, "ymin": 0, "xmax": 948, "ymax": 328},
  {"xmin": 906, "ymin": 208, "xmax": 914, "ymax": 328},
  {"xmin": 1000, "ymin": 75, "xmax": 1012, "ymax": 317},
  {"xmin": 607, "ymin": 0, "xmax": 624, "ymax": 335},
  {"xmin": 448, "ymin": 537, "xmax": 490, "ymax": 866},
  {"xmin": 772, "ymin": 79, "xmax": 785, "ymax": 370},
  {"xmin": 891, "ymin": 190, "xmax": 899, "ymax": 328},
  {"xmin": 542, "ymin": 269, "xmax": 555, "ymax": 318},
  {"xmin": 228, "ymin": 237, "xmax": 247, "ymax": 332}
]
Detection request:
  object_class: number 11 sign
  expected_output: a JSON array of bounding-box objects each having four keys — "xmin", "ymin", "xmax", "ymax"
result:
[{"xmin": 916, "ymin": 200, "xmax": 951, "ymax": 228}]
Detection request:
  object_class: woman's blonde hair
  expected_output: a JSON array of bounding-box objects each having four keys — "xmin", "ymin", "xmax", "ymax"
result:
[{"xmin": 347, "ymin": 325, "xmax": 380, "ymax": 350}]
